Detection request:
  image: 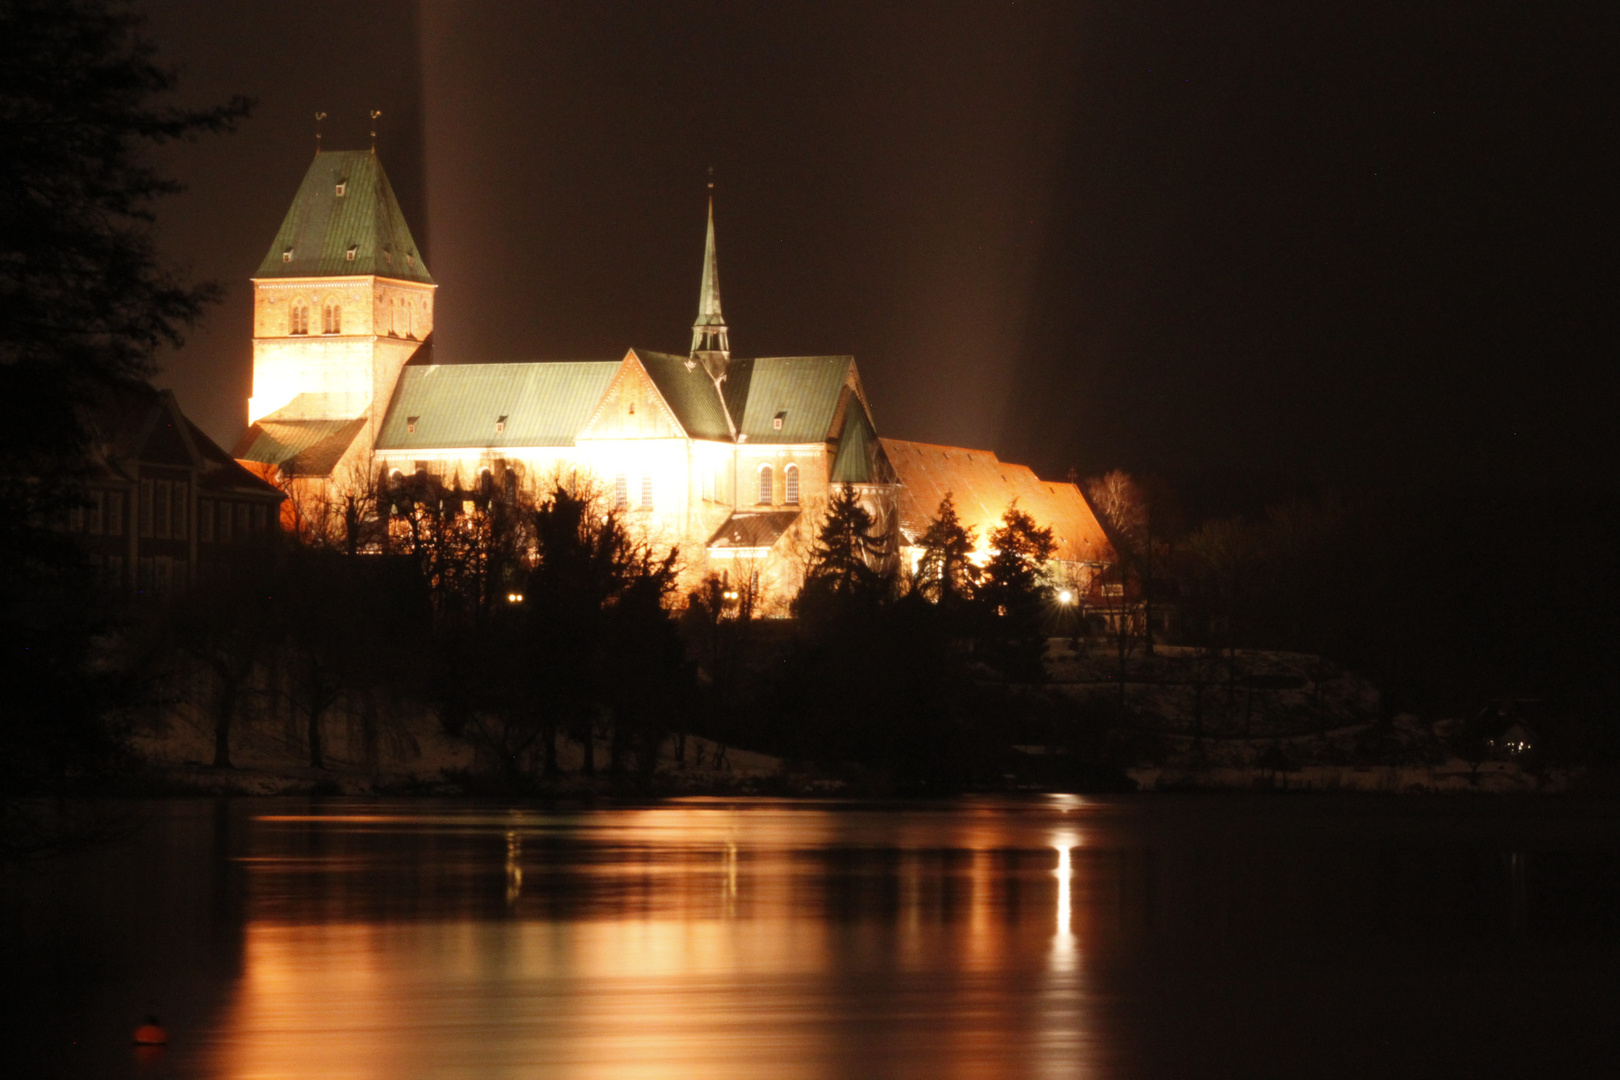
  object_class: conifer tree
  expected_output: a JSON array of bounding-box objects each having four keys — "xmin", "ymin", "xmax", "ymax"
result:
[
  {"xmin": 799, "ymin": 483, "xmax": 889, "ymax": 606},
  {"xmin": 979, "ymin": 503, "xmax": 1057, "ymax": 681},
  {"xmin": 915, "ymin": 492, "xmax": 977, "ymax": 607}
]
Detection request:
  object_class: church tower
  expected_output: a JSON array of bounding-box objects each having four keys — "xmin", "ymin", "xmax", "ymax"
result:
[
  {"xmin": 689, "ymin": 184, "xmax": 730, "ymax": 379},
  {"xmin": 247, "ymin": 150, "xmax": 435, "ymax": 442}
]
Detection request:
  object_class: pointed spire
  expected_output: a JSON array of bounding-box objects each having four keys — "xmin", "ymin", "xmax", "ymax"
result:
[{"xmin": 690, "ymin": 173, "xmax": 730, "ymax": 377}]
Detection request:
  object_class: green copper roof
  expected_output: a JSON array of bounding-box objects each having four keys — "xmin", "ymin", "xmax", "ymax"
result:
[
  {"xmin": 829, "ymin": 400, "xmax": 893, "ymax": 484},
  {"xmin": 375, "ymin": 362, "xmax": 618, "ymax": 451},
  {"xmin": 632, "ymin": 349, "xmax": 733, "ymax": 441},
  {"xmin": 693, "ymin": 196, "xmax": 725, "ymax": 329},
  {"xmin": 724, "ymin": 356, "xmax": 856, "ymax": 444},
  {"xmin": 706, "ymin": 510, "xmax": 802, "ymax": 552},
  {"xmin": 233, "ymin": 417, "xmax": 367, "ymax": 479},
  {"xmin": 256, "ymin": 150, "xmax": 433, "ymax": 283}
]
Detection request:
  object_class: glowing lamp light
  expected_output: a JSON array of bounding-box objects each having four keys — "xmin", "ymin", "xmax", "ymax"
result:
[{"xmin": 506, "ymin": 592, "xmax": 524, "ymax": 604}]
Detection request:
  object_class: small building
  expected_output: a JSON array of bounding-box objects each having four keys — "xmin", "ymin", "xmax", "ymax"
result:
[{"xmin": 75, "ymin": 382, "xmax": 285, "ymax": 594}]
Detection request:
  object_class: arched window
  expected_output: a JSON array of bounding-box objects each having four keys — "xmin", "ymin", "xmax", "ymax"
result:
[
  {"xmin": 614, "ymin": 473, "xmax": 628, "ymax": 509},
  {"xmin": 290, "ymin": 301, "xmax": 309, "ymax": 335},
  {"xmin": 784, "ymin": 464, "xmax": 800, "ymax": 505},
  {"xmin": 388, "ymin": 298, "xmax": 398, "ymax": 337},
  {"xmin": 323, "ymin": 300, "xmax": 341, "ymax": 334},
  {"xmin": 757, "ymin": 464, "xmax": 773, "ymax": 506}
]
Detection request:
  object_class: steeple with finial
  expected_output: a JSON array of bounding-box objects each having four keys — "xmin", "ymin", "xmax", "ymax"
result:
[{"xmin": 690, "ymin": 171, "xmax": 730, "ymax": 378}]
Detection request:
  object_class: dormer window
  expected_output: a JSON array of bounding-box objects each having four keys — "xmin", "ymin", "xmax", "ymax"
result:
[
  {"xmin": 346, "ymin": 245, "xmax": 357, "ymax": 261},
  {"xmin": 628, "ymin": 402, "xmax": 636, "ymax": 416},
  {"xmin": 773, "ymin": 410, "xmax": 786, "ymax": 431},
  {"xmin": 406, "ymin": 416, "xmax": 419, "ymax": 434},
  {"xmin": 282, "ymin": 248, "xmax": 293, "ymax": 263},
  {"xmin": 384, "ymin": 250, "xmax": 393, "ymax": 266},
  {"xmin": 335, "ymin": 181, "xmax": 347, "ymax": 197},
  {"xmin": 407, "ymin": 253, "xmax": 414, "ymax": 268},
  {"xmin": 495, "ymin": 415, "xmax": 507, "ymax": 434}
]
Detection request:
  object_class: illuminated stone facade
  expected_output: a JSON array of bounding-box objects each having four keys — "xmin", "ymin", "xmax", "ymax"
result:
[{"xmin": 237, "ymin": 154, "xmax": 896, "ymax": 604}]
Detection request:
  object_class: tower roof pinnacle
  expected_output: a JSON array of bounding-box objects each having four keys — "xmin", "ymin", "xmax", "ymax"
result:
[{"xmin": 690, "ymin": 182, "xmax": 730, "ymax": 376}]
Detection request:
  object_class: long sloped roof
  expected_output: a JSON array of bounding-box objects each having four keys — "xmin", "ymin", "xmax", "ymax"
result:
[
  {"xmin": 256, "ymin": 150, "xmax": 432, "ymax": 283},
  {"xmin": 234, "ymin": 416, "xmax": 367, "ymax": 478},
  {"xmin": 376, "ymin": 362, "xmax": 619, "ymax": 451},
  {"xmin": 631, "ymin": 349, "xmax": 733, "ymax": 441},
  {"xmin": 723, "ymin": 356, "xmax": 857, "ymax": 444},
  {"xmin": 880, "ymin": 438, "xmax": 1114, "ymax": 564}
]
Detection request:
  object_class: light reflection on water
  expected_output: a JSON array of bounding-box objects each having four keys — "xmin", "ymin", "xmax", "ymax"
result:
[
  {"xmin": 7, "ymin": 796, "xmax": 1620, "ymax": 1079},
  {"xmin": 217, "ymin": 802, "xmax": 1104, "ymax": 1080}
]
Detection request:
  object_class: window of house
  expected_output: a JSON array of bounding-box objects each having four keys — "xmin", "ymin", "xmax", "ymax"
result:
[
  {"xmin": 236, "ymin": 503, "xmax": 250, "ymax": 538},
  {"xmin": 614, "ymin": 474, "xmax": 628, "ymax": 509},
  {"xmin": 323, "ymin": 301, "xmax": 341, "ymax": 334},
  {"xmin": 640, "ymin": 475, "xmax": 653, "ymax": 510},
  {"xmin": 218, "ymin": 502, "xmax": 232, "ymax": 543},
  {"xmin": 291, "ymin": 301, "xmax": 309, "ymax": 335},
  {"xmin": 199, "ymin": 499, "xmax": 213, "ymax": 543},
  {"xmin": 406, "ymin": 416, "xmax": 419, "ymax": 434},
  {"xmin": 785, "ymin": 464, "xmax": 800, "ymax": 505},
  {"xmin": 154, "ymin": 482, "xmax": 170, "ymax": 539},
  {"xmin": 88, "ymin": 490, "xmax": 104, "ymax": 535},
  {"xmin": 108, "ymin": 492, "xmax": 124, "ymax": 537},
  {"xmin": 495, "ymin": 415, "xmax": 507, "ymax": 434},
  {"xmin": 335, "ymin": 182, "xmax": 347, "ymax": 197},
  {"xmin": 757, "ymin": 465, "xmax": 773, "ymax": 505},
  {"xmin": 346, "ymin": 245, "xmax": 357, "ymax": 262},
  {"xmin": 282, "ymin": 249, "xmax": 293, "ymax": 263},
  {"xmin": 139, "ymin": 479, "xmax": 154, "ymax": 538},
  {"xmin": 173, "ymin": 485, "xmax": 187, "ymax": 539},
  {"xmin": 774, "ymin": 410, "xmax": 786, "ymax": 431}
]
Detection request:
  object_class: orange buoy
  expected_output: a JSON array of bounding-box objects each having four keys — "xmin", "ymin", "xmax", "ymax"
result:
[{"xmin": 133, "ymin": 1016, "xmax": 169, "ymax": 1046}]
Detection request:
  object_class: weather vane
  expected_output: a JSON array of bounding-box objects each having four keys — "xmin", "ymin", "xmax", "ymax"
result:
[
  {"xmin": 315, "ymin": 111, "xmax": 327, "ymax": 155},
  {"xmin": 370, "ymin": 110, "xmax": 382, "ymax": 154}
]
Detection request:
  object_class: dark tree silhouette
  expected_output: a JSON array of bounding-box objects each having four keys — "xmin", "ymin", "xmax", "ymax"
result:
[
  {"xmin": 978, "ymin": 504, "xmax": 1056, "ymax": 682},
  {"xmin": 914, "ymin": 492, "xmax": 978, "ymax": 608},
  {"xmin": 0, "ymin": 0, "xmax": 248, "ymax": 835},
  {"xmin": 797, "ymin": 483, "xmax": 892, "ymax": 615}
]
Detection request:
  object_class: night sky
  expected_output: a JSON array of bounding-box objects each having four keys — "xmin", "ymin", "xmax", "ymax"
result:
[{"xmin": 146, "ymin": 1, "xmax": 1614, "ymax": 515}]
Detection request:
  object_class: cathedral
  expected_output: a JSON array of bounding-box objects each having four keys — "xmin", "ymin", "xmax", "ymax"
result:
[{"xmin": 235, "ymin": 149, "xmax": 1111, "ymax": 605}]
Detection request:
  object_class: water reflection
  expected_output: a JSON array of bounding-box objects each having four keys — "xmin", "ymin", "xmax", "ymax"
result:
[
  {"xmin": 210, "ymin": 803, "xmax": 1106, "ymax": 1080},
  {"xmin": 8, "ymin": 797, "xmax": 1620, "ymax": 1079}
]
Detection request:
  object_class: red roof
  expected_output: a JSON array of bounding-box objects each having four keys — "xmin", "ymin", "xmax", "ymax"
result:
[{"xmin": 880, "ymin": 438, "xmax": 1114, "ymax": 564}]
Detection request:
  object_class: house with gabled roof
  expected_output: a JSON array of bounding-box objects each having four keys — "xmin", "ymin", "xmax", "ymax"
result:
[
  {"xmin": 236, "ymin": 156, "xmax": 897, "ymax": 601},
  {"xmin": 74, "ymin": 382, "xmax": 284, "ymax": 594}
]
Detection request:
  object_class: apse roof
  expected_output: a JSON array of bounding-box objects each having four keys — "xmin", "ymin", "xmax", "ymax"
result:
[{"xmin": 255, "ymin": 150, "xmax": 433, "ymax": 283}]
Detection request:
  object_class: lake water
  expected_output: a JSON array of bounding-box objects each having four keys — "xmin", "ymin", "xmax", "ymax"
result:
[{"xmin": 4, "ymin": 796, "xmax": 1619, "ymax": 1079}]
